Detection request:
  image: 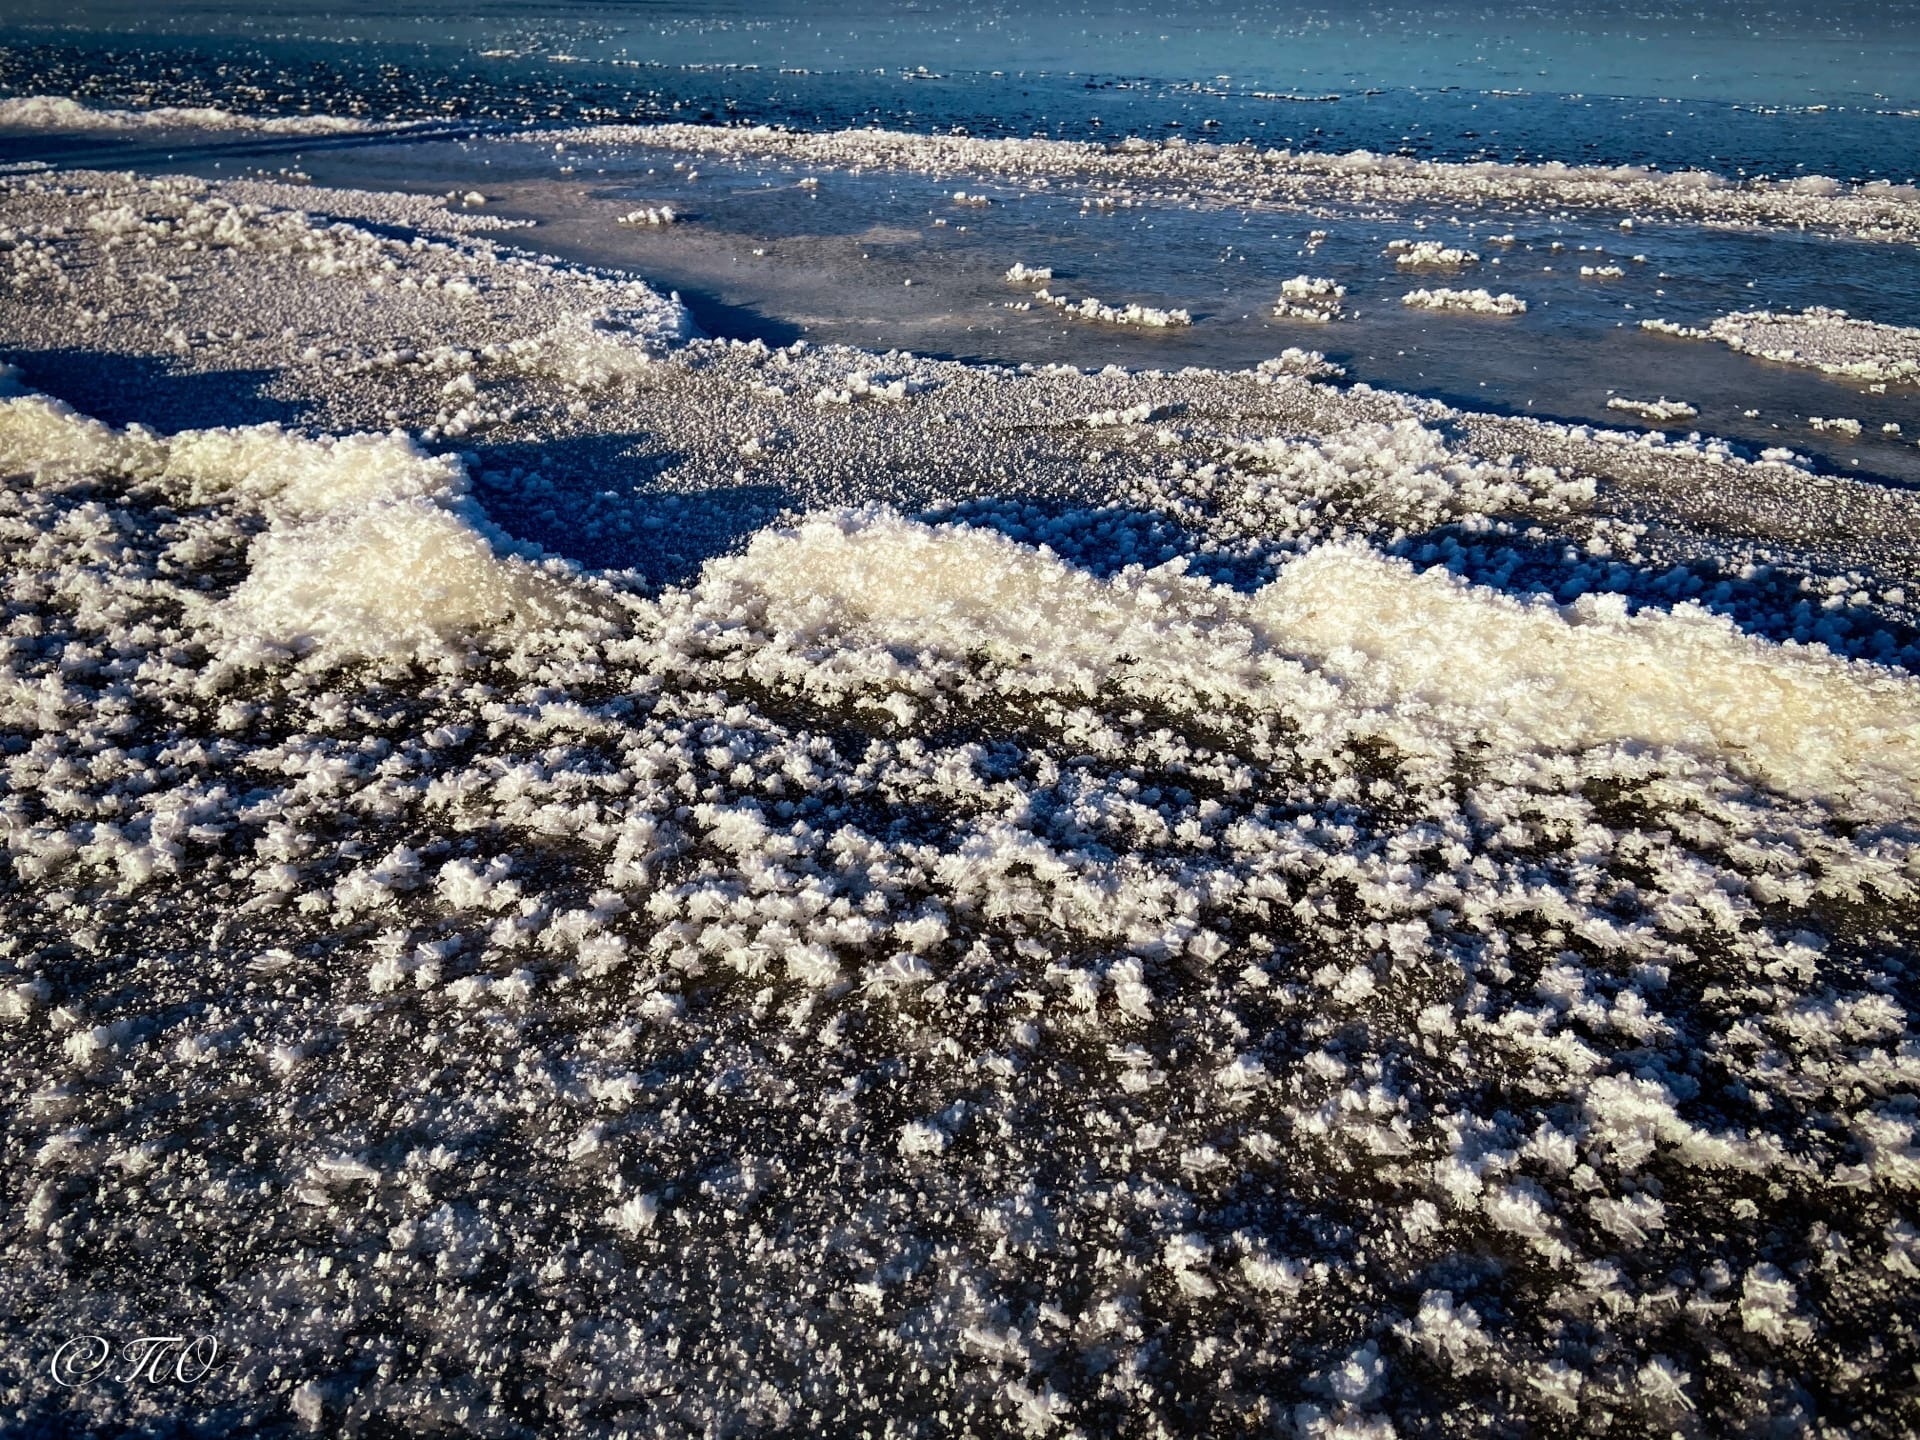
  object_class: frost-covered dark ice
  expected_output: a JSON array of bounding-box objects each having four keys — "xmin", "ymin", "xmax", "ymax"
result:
[{"xmin": 3, "ymin": 4, "xmax": 1920, "ymax": 1439}]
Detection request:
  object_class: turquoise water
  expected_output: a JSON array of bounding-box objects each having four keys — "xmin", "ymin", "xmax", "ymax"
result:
[{"xmin": 5, "ymin": 2, "xmax": 1920, "ymax": 180}]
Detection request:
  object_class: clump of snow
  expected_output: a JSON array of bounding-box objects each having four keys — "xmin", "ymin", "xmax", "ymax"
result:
[
  {"xmin": 811, "ymin": 369, "xmax": 933, "ymax": 405},
  {"xmin": 1083, "ymin": 402, "xmax": 1161, "ymax": 427},
  {"xmin": 224, "ymin": 498, "xmax": 567, "ymax": 661},
  {"xmin": 1389, "ymin": 239, "xmax": 1480, "ymax": 269},
  {"xmin": 1280, "ymin": 275, "xmax": 1345, "ymax": 301},
  {"xmin": 1257, "ymin": 348, "xmax": 1346, "ymax": 379},
  {"xmin": 0, "ymin": 391, "xmax": 572, "ymax": 662},
  {"xmin": 1033, "ymin": 287, "xmax": 1191, "ymax": 327},
  {"xmin": 616, "ymin": 205, "xmax": 677, "ymax": 227},
  {"xmin": 1275, "ymin": 275, "xmax": 1346, "ymax": 321},
  {"xmin": 1402, "ymin": 287, "xmax": 1527, "ymax": 314},
  {"xmin": 1003, "ymin": 262, "xmax": 1053, "ymax": 284},
  {"xmin": 1607, "ymin": 396, "xmax": 1700, "ymax": 423}
]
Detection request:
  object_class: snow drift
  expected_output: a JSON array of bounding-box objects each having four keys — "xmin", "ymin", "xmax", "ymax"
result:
[{"xmin": 712, "ymin": 508, "xmax": 1920, "ymax": 809}]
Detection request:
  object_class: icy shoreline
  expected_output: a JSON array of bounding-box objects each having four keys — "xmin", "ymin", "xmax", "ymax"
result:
[
  {"xmin": 3, "ymin": 169, "xmax": 1920, "ymax": 1439},
  {"xmin": 557, "ymin": 120, "xmax": 1920, "ymax": 247}
]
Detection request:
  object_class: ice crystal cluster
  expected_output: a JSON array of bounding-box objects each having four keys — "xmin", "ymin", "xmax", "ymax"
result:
[
  {"xmin": 1274, "ymin": 276, "xmax": 1346, "ymax": 323},
  {"xmin": 1400, "ymin": 289, "xmax": 1529, "ymax": 316},
  {"xmin": 1032, "ymin": 289, "xmax": 1193, "ymax": 329},
  {"xmin": 1607, "ymin": 397, "xmax": 1701, "ymax": 424}
]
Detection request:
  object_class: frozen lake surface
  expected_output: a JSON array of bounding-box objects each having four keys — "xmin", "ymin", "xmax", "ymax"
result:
[{"xmin": 3, "ymin": 7, "xmax": 1920, "ymax": 1439}]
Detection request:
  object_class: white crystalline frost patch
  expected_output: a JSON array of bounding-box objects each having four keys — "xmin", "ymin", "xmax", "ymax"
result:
[
  {"xmin": 0, "ymin": 391, "xmax": 137, "ymax": 476},
  {"xmin": 1032, "ymin": 287, "xmax": 1191, "ymax": 328},
  {"xmin": 1402, "ymin": 287, "xmax": 1527, "ymax": 315},
  {"xmin": 162, "ymin": 425, "xmax": 467, "ymax": 516},
  {"xmin": 1606, "ymin": 396, "xmax": 1699, "ymax": 423},
  {"xmin": 0, "ymin": 391, "xmax": 562, "ymax": 663},
  {"xmin": 1256, "ymin": 546, "xmax": 1920, "ymax": 806},
  {"xmin": 714, "ymin": 499, "xmax": 1920, "ymax": 807},
  {"xmin": 7, "ymin": 162, "xmax": 1920, "ymax": 1438},
  {"xmin": 709, "ymin": 509, "xmax": 1334, "ymax": 719},
  {"xmin": 1390, "ymin": 239, "xmax": 1480, "ymax": 269},
  {"xmin": 222, "ymin": 498, "xmax": 554, "ymax": 662}
]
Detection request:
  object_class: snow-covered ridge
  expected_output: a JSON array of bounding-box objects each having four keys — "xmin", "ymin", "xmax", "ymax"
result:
[
  {"xmin": 1642, "ymin": 306, "xmax": 1920, "ymax": 385},
  {"xmin": 556, "ymin": 121, "xmax": 1920, "ymax": 246},
  {"xmin": 721, "ymin": 500, "xmax": 1920, "ymax": 808},
  {"xmin": 0, "ymin": 94, "xmax": 383, "ymax": 136}
]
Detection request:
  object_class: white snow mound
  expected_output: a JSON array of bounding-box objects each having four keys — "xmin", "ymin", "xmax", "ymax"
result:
[
  {"xmin": 716, "ymin": 511, "xmax": 1920, "ymax": 806},
  {"xmin": 0, "ymin": 392, "xmax": 562, "ymax": 662},
  {"xmin": 225, "ymin": 498, "xmax": 551, "ymax": 661}
]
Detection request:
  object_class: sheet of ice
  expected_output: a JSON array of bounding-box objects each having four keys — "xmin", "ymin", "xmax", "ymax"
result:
[{"xmin": 558, "ymin": 122, "xmax": 1920, "ymax": 246}]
